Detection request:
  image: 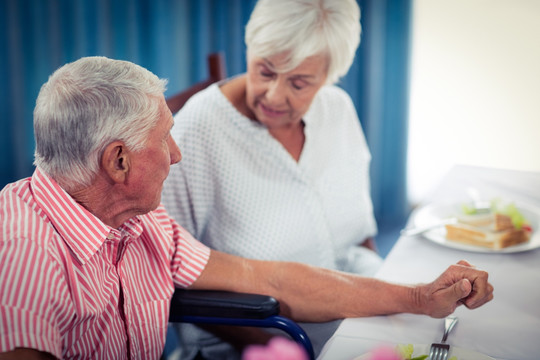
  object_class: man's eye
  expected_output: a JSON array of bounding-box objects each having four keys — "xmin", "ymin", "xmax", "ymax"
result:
[{"xmin": 260, "ymin": 71, "xmax": 274, "ymax": 78}]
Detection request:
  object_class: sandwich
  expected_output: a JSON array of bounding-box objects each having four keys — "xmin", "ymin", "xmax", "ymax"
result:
[{"xmin": 444, "ymin": 202, "xmax": 532, "ymax": 250}]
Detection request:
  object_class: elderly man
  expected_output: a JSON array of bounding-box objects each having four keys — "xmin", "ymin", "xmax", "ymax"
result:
[{"xmin": 0, "ymin": 57, "xmax": 493, "ymax": 360}]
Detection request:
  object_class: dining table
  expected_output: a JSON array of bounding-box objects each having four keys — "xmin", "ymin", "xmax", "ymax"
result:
[{"xmin": 318, "ymin": 164, "xmax": 540, "ymax": 360}]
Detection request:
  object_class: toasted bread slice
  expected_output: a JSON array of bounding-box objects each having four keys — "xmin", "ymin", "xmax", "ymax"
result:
[
  {"xmin": 445, "ymin": 222, "xmax": 529, "ymax": 249},
  {"xmin": 456, "ymin": 213, "xmax": 514, "ymax": 231}
]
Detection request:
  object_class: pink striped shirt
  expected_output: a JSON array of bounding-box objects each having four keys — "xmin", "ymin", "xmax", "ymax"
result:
[{"xmin": 0, "ymin": 168, "xmax": 210, "ymax": 359}]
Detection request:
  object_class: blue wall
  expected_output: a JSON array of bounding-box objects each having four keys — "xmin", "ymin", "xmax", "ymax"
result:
[{"xmin": 0, "ymin": 0, "xmax": 411, "ymax": 228}]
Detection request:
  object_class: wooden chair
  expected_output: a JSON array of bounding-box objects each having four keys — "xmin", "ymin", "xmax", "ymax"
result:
[{"xmin": 166, "ymin": 52, "xmax": 227, "ymax": 114}]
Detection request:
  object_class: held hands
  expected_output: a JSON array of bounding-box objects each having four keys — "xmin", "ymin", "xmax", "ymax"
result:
[{"xmin": 418, "ymin": 260, "xmax": 494, "ymax": 318}]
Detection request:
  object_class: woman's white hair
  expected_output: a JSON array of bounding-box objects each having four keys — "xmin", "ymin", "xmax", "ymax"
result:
[
  {"xmin": 33, "ymin": 56, "xmax": 168, "ymax": 192},
  {"xmin": 245, "ymin": 0, "xmax": 361, "ymax": 84}
]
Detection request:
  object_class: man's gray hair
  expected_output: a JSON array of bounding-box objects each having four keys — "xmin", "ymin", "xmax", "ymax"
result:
[
  {"xmin": 245, "ymin": 0, "xmax": 361, "ymax": 84},
  {"xmin": 33, "ymin": 56, "xmax": 168, "ymax": 192}
]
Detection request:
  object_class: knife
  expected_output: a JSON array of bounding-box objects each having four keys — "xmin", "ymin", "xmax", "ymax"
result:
[{"xmin": 400, "ymin": 218, "xmax": 457, "ymax": 237}]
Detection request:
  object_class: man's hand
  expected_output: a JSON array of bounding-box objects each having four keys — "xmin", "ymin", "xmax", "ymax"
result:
[{"xmin": 417, "ymin": 260, "xmax": 494, "ymax": 318}]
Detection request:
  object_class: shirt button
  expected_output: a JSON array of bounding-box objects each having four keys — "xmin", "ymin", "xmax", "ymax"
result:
[{"xmin": 107, "ymin": 233, "xmax": 115, "ymax": 240}]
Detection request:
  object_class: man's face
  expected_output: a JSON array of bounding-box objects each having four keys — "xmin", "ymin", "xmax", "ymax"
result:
[{"xmin": 128, "ymin": 97, "xmax": 181, "ymax": 214}]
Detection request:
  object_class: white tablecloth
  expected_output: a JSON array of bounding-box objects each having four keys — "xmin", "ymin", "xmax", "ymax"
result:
[{"xmin": 318, "ymin": 165, "xmax": 540, "ymax": 360}]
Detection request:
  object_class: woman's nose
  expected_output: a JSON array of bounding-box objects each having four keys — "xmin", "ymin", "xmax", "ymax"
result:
[{"xmin": 265, "ymin": 78, "xmax": 287, "ymax": 104}]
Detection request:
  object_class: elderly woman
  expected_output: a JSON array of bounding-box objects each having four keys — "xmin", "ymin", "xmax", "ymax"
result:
[{"xmin": 163, "ymin": 0, "xmax": 382, "ymax": 357}]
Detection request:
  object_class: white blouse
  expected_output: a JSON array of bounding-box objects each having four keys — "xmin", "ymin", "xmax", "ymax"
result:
[{"xmin": 162, "ymin": 82, "xmax": 378, "ymax": 273}]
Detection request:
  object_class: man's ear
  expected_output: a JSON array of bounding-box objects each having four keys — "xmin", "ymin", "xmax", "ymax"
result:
[{"xmin": 101, "ymin": 141, "xmax": 131, "ymax": 184}]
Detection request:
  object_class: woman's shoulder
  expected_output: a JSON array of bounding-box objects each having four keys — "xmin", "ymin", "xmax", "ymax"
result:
[
  {"xmin": 177, "ymin": 83, "xmax": 224, "ymax": 115},
  {"xmin": 308, "ymin": 85, "xmax": 355, "ymax": 118},
  {"xmin": 176, "ymin": 75, "xmax": 247, "ymax": 119},
  {"xmin": 172, "ymin": 82, "xmax": 232, "ymax": 131},
  {"xmin": 315, "ymin": 84, "xmax": 353, "ymax": 104}
]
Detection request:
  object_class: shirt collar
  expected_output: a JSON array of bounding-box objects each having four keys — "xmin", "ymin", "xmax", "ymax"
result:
[{"xmin": 32, "ymin": 168, "xmax": 116, "ymax": 264}]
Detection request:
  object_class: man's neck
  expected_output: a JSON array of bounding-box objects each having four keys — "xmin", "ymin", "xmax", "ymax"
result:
[{"xmin": 68, "ymin": 178, "xmax": 136, "ymax": 229}]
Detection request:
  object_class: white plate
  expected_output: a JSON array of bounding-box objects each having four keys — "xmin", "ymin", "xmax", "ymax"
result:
[
  {"xmin": 410, "ymin": 202, "xmax": 540, "ymax": 253},
  {"xmin": 354, "ymin": 343, "xmax": 494, "ymax": 360}
]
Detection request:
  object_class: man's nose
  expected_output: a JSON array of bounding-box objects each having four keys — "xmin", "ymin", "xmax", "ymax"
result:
[{"xmin": 168, "ymin": 136, "xmax": 182, "ymax": 164}]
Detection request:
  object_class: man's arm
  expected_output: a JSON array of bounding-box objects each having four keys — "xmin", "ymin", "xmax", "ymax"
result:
[{"xmin": 191, "ymin": 251, "xmax": 493, "ymax": 322}]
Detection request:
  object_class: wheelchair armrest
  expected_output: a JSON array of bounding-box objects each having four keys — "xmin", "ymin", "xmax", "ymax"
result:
[
  {"xmin": 169, "ymin": 289, "xmax": 315, "ymax": 360},
  {"xmin": 169, "ymin": 289, "xmax": 281, "ymax": 320}
]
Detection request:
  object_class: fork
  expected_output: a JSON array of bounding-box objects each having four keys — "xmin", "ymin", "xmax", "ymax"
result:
[{"xmin": 429, "ymin": 315, "xmax": 458, "ymax": 360}]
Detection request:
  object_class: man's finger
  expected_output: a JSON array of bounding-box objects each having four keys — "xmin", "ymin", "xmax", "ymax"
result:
[
  {"xmin": 457, "ymin": 259, "xmax": 473, "ymax": 267},
  {"xmin": 463, "ymin": 283, "xmax": 495, "ymax": 309},
  {"xmin": 455, "ymin": 278, "xmax": 472, "ymax": 300}
]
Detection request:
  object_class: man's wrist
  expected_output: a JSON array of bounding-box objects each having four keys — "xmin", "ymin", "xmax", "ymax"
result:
[{"xmin": 407, "ymin": 283, "xmax": 428, "ymax": 315}]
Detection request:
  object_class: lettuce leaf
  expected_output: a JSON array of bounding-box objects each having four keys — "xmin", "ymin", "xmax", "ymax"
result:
[{"xmin": 461, "ymin": 199, "xmax": 529, "ymax": 229}]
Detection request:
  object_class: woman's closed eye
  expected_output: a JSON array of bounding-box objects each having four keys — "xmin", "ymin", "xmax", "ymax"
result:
[
  {"xmin": 291, "ymin": 79, "xmax": 308, "ymax": 90},
  {"xmin": 259, "ymin": 69, "xmax": 275, "ymax": 79}
]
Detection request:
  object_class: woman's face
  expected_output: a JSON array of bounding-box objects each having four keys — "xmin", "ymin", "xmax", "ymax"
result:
[{"xmin": 245, "ymin": 52, "xmax": 328, "ymax": 130}]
